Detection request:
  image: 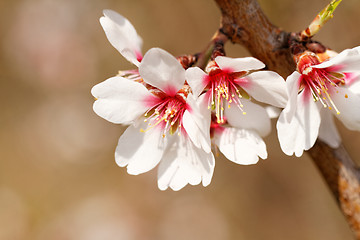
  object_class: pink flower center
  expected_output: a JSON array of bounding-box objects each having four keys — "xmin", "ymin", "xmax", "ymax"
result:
[
  {"xmin": 206, "ymin": 68, "xmax": 248, "ymax": 123},
  {"xmin": 142, "ymin": 90, "xmax": 189, "ymax": 137},
  {"xmin": 298, "ymin": 53, "xmax": 346, "ymax": 114}
]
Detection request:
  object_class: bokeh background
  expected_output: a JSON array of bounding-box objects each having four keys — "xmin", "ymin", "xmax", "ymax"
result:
[{"xmin": 1, "ymin": 0, "xmax": 360, "ymax": 239}]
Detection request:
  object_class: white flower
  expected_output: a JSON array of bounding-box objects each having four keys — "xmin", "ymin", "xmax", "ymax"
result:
[
  {"xmin": 185, "ymin": 56, "xmax": 287, "ymax": 123},
  {"xmin": 92, "ymin": 48, "xmax": 214, "ymax": 191},
  {"xmin": 211, "ymin": 99, "xmax": 270, "ymax": 165},
  {"xmin": 100, "ymin": 9, "xmax": 143, "ymax": 66},
  {"xmin": 186, "ymin": 56, "xmax": 280, "ymax": 165},
  {"xmin": 277, "ymin": 47, "xmax": 360, "ymax": 157}
]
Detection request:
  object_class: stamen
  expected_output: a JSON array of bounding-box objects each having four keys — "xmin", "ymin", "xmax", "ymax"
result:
[
  {"xmin": 208, "ymin": 70, "xmax": 248, "ymax": 123},
  {"xmin": 141, "ymin": 95, "xmax": 187, "ymax": 137},
  {"xmin": 324, "ymin": 90, "xmax": 340, "ymax": 114},
  {"xmin": 301, "ymin": 66, "xmax": 344, "ymax": 115}
]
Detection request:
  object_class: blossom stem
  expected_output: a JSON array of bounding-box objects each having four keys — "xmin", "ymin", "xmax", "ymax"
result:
[{"xmin": 195, "ymin": 30, "xmax": 228, "ymax": 70}]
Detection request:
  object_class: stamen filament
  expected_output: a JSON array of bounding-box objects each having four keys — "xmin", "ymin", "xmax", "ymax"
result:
[
  {"xmin": 141, "ymin": 95, "xmax": 187, "ymax": 136},
  {"xmin": 207, "ymin": 70, "xmax": 248, "ymax": 123}
]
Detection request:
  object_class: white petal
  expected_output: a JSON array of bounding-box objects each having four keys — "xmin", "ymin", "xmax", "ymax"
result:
[
  {"xmin": 318, "ymin": 109, "xmax": 341, "ymax": 148},
  {"xmin": 139, "ymin": 48, "xmax": 185, "ymax": 96},
  {"xmin": 349, "ymin": 79, "xmax": 360, "ymax": 95},
  {"xmin": 185, "ymin": 67, "xmax": 208, "ymax": 97},
  {"xmin": 333, "ymin": 87, "xmax": 360, "ymax": 131},
  {"xmin": 115, "ymin": 120, "xmax": 166, "ymax": 175},
  {"xmin": 265, "ymin": 106, "xmax": 281, "ymax": 119},
  {"xmin": 353, "ymin": 46, "xmax": 360, "ymax": 54},
  {"xmin": 91, "ymin": 76, "xmax": 156, "ymax": 124},
  {"xmin": 182, "ymin": 111, "xmax": 203, "ymax": 150},
  {"xmin": 100, "ymin": 10, "xmax": 142, "ymax": 66},
  {"xmin": 185, "ymin": 94, "xmax": 212, "ymax": 148},
  {"xmin": 277, "ymin": 89, "xmax": 321, "ymax": 157},
  {"xmin": 182, "ymin": 95, "xmax": 211, "ymax": 153},
  {"xmin": 157, "ymin": 135, "xmax": 215, "ymax": 191},
  {"xmin": 240, "ymin": 71, "xmax": 287, "ymax": 108},
  {"xmin": 225, "ymin": 100, "xmax": 271, "ymax": 137},
  {"xmin": 119, "ymin": 49, "xmax": 141, "ymax": 67},
  {"xmin": 215, "ymin": 128, "xmax": 267, "ymax": 165},
  {"xmin": 282, "ymin": 71, "xmax": 302, "ymax": 122},
  {"xmin": 345, "ymin": 72, "xmax": 360, "ymax": 86},
  {"xmin": 313, "ymin": 47, "xmax": 360, "ymax": 72},
  {"xmin": 215, "ymin": 56, "xmax": 265, "ymax": 72}
]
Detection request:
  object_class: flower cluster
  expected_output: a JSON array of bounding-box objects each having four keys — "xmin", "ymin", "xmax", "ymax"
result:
[{"xmin": 92, "ymin": 9, "xmax": 360, "ymax": 190}]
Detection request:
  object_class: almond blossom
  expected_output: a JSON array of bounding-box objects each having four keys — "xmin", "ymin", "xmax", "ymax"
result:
[
  {"xmin": 277, "ymin": 47, "xmax": 360, "ymax": 157},
  {"xmin": 185, "ymin": 56, "xmax": 285, "ymax": 164},
  {"xmin": 92, "ymin": 48, "xmax": 214, "ymax": 191},
  {"xmin": 185, "ymin": 56, "xmax": 287, "ymax": 124}
]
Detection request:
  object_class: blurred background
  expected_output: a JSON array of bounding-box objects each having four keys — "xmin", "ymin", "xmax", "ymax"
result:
[{"xmin": 1, "ymin": 0, "xmax": 360, "ymax": 239}]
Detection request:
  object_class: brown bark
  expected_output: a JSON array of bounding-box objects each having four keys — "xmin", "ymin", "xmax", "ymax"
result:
[
  {"xmin": 215, "ymin": 0, "xmax": 295, "ymax": 77},
  {"xmin": 214, "ymin": 0, "xmax": 360, "ymax": 238}
]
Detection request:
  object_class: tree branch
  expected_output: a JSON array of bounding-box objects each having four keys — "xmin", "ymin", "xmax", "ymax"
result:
[
  {"xmin": 215, "ymin": 0, "xmax": 295, "ymax": 77},
  {"xmin": 214, "ymin": 0, "xmax": 360, "ymax": 238}
]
